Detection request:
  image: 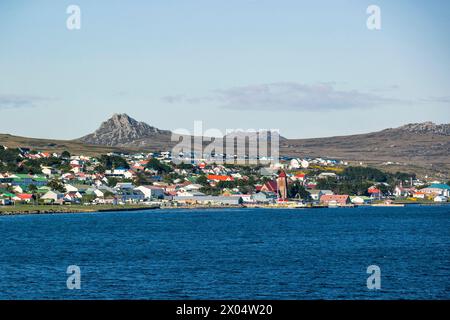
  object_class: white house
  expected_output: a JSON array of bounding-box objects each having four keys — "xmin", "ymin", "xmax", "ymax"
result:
[
  {"xmin": 176, "ymin": 190, "xmax": 206, "ymax": 197},
  {"xmin": 350, "ymin": 196, "xmax": 371, "ymax": 205},
  {"xmin": 41, "ymin": 191, "xmax": 64, "ymax": 202},
  {"xmin": 115, "ymin": 182, "xmax": 135, "ymax": 190},
  {"xmin": 12, "ymin": 185, "xmax": 24, "ymax": 194},
  {"xmin": 308, "ymin": 189, "xmax": 333, "ymax": 201},
  {"xmin": 134, "ymin": 185, "xmax": 165, "ymax": 200},
  {"xmin": 65, "ymin": 184, "xmax": 78, "ymax": 192}
]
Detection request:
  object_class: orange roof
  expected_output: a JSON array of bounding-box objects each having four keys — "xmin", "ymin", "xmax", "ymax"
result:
[
  {"xmin": 207, "ymin": 175, "xmax": 234, "ymax": 182},
  {"xmin": 320, "ymin": 194, "xmax": 349, "ymax": 204},
  {"xmin": 17, "ymin": 193, "xmax": 33, "ymax": 200}
]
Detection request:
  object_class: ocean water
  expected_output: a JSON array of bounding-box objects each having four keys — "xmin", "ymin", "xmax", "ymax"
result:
[{"xmin": 0, "ymin": 206, "xmax": 449, "ymax": 300}]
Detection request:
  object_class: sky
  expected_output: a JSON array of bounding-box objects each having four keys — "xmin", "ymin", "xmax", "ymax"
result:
[{"xmin": 0, "ymin": 0, "xmax": 449, "ymax": 139}]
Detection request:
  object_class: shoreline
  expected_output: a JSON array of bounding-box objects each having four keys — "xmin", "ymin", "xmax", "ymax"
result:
[
  {"xmin": 1, "ymin": 201, "xmax": 449, "ymax": 216},
  {"xmin": 0, "ymin": 205, "xmax": 159, "ymax": 216}
]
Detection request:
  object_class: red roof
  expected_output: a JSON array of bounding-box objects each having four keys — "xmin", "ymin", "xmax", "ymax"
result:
[
  {"xmin": 17, "ymin": 193, "xmax": 33, "ymax": 200},
  {"xmin": 262, "ymin": 181, "xmax": 277, "ymax": 193},
  {"xmin": 207, "ymin": 175, "xmax": 234, "ymax": 182},
  {"xmin": 368, "ymin": 188, "xmax": 381, "ymax": 194}
]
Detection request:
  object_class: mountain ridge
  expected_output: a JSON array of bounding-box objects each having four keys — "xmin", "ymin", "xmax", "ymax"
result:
[
  {"xmin": 1, "ymin": 114, "xmax": 449, "ymax": 174},
  {"xmin": 78, "ymin": 113, "xmax": 450, "ymax": 144}
]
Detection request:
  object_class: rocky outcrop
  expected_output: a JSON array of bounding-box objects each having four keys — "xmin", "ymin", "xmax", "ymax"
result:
[
  {"xmin": 78, "ymin": 113, "xmax": 172, "ymax": 146},
  {"xmin": 393, "ymin": 122, "xmax": 450, "ymax": 136}
]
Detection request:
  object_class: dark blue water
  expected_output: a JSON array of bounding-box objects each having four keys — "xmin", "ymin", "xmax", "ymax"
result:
[{"xmin": 0, "ymin": 206, "xmax": 449, "ymax": 299}]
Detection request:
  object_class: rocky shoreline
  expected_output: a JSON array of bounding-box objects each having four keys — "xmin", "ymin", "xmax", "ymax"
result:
[{"xmin": 0, "ymin": 205, "xmax": 159, "ymax": 216}]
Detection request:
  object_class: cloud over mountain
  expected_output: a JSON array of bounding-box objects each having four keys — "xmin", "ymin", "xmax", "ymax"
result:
[{"xmin": 162, "ymin": 82, "xmax": 404, "ymax": 111}]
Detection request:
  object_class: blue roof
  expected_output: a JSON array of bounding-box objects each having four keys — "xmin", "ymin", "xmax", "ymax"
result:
[{"xmin": 429, "ymin": 184, "xmax": 450, "ymax": 190}]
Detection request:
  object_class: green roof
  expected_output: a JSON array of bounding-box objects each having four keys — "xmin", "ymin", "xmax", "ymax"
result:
[
  {"xmin": 1, "ymin": 193, "xmax": 16, "ymax": 198},
  {"xmin": 428, "ymin": 184, "xmax": 450, "ymax": 190},
  {"xmin": 13, "ymin": 174, "xmax": 32, "ymax": 179}
]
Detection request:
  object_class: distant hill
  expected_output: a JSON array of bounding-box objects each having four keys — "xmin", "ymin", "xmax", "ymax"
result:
[
  {"xmin": 1, "ymin": 114, "xmax": 449, "ymax": 174},
  {"xmin": 281, "ymin": 122, "xmax": 450, "ymax": 173},
  {"xmin": 0, "ymin": 133, "xmax": 128, "ymax": 156},
  {"xmin": 78, "ymin": 113, "xmax": 173, "ymax": 148}
]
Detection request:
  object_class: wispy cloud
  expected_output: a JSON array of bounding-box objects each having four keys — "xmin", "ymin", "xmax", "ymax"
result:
[
  {"xmin": 162, "ymin": 82, "xmax": 406, "ymax": 111},
  {"xmin": 161, "ymin": 94, "xmax": 186, "ymax": 104},
  {"xmin": 0, "ymin": 94, "xmax": 53, "ymax": 110},
  {"xmin": 422, "ymin": 96, "xmax": 450, "ymax": 104}
]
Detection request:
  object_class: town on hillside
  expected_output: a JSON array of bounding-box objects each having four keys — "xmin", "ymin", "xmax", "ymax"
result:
[{"xmin": 0, "ymin": 145, "xmax": 449, "ymax": 211}]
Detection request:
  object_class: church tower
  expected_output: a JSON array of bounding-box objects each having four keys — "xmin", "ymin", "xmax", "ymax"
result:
[{"xmin": 276, "ymin": 170, "xmax": 288, "ymax": 200}]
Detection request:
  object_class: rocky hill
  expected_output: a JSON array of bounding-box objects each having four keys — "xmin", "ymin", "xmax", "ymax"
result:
[
  {"xmin": 387, "ymin": 122, "xmax": 450, "ymax": 136},
  {"xmin": 78, "ymin": 113, "xmax": 172, "ymax": 147}
]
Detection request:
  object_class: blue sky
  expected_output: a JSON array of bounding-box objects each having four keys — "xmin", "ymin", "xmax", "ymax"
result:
[{"xmin": 0, "ymin": 0, "xmax": 449, "ymax": 139}]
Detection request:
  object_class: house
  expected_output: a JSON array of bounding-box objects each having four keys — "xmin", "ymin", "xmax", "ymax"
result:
[
  {"xmin": 308, "ymin": 189, "xmax": 333, "ymax": 201},
  {"xmin": 41, "ymin": 191, "xmax": 65, "ymax": 203},
  {"xmin": 115, "ymin": 182, "xmax": 135, "ymax": 190},
  {"xmin": 350, "ymin": 196, "xmax": 371, "ymax": 205},
  {"xmin": 85, "ymin": 188, "xmax": 105, "ymax": 198},
  {"xmin": 0, "ymin": 196, "xmax": 12, "ymax": 205},
  {"xmin": 12, "ymin": 185, "xmax": 24, "ymax": 194},
  {"xmin": 260, "ymin": 181, "xmax": 277, "ymax": 193},
  {"xmin": 252, "ymin": 192, "xmax": 276, "ymax": 203},
  {"xmin": 176, "ymin": 190, "xmax": 206, "ymax": 197},
  {"xmin": 17, "ymin": 193, "xmax": 33, "ymax": 203},
  {"xmin": 394, "ymin": 185, "xmax": 416, "ymax": 197},
  {"xmin": 412, "ymin": 191, "xmax": 426, "ymax": 199},
  {"xmin": 421, "ymin": 184, "xmax": 450, "ymax": 197},
  {"xmin": 134, "ymin": 185, "xmax": 165, "ymax": 200},
  {"xmin": 320, "ymin": 194, "xmax": 350, "ymax": 206},
  {"xmin": 41, "ymin": 166, "xmax": 58, "ymax": 176},
  {"xmin": 118, "ymin": 189, "xmax": 145, "ymax": 203},
  {"xmin": 8, "ymin": 174, "xmax": 47, "ymax": 188},
  {"xmin": 64, "ymin": 191, "xmax": 82, "ymax": 203},
  {"xmin": 368, "ymin": 187, "xmax": 382, "ymax": 199}
]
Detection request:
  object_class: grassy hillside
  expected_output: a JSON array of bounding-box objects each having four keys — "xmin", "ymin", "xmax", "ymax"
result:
[{"xmin": 0, "ymin": 133, "xmax": 133, "ymax": 156}]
